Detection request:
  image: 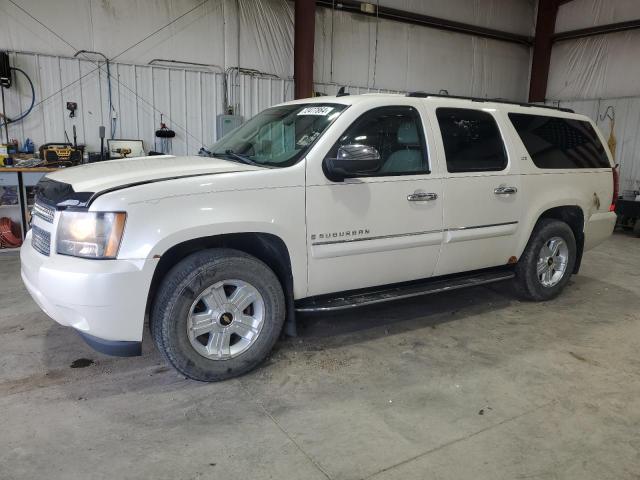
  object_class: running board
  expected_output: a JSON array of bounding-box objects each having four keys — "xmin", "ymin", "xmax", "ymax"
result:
[{"xmin": 295, "ymin": 269, "xmax": 515, "ymax": 313}]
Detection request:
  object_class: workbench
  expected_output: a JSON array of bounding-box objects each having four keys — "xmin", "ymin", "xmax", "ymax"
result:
[{"xmin": 0, "ymin": 167, "xmax": 59, "ymax": 249}]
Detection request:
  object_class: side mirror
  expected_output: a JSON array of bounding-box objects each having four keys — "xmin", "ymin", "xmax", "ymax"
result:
[{"xmin": 324, "ymin": 144, "xmax": 382, "ymax": 181}]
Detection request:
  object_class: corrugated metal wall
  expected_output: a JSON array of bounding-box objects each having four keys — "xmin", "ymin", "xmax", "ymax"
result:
[
  {"xmin": 3, "ymin": 51, "xmax": 405, "ymax": 157},
  {"xmin": 4, "ymin": 51, "xmax": 227, "ymax": 155}
]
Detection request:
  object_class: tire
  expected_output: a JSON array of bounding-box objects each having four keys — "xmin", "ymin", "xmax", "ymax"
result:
[
  {"xmin": 513, "ymin": 219, "xmax": 577, "ymax": 301},
  {"xmin": 151, "ymin": 248, "xmax": 285, "ymax": 382}
]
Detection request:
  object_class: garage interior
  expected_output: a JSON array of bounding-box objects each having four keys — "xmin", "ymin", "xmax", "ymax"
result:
[{"xmin": 1, "ymin": 0, "xmax": 639, "ymax": 479}]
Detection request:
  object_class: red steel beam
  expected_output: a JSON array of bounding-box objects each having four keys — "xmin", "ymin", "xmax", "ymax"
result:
[
  {"xmin": 294, "ymin": 0, "xmax": 315, "ymax": 99},
  {"xmin": 529, "ymin": 0, "xmax": 561, "ymax": 102}
]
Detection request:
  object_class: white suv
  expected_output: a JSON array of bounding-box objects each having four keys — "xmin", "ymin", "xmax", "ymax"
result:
[{"xmin": 21, "ymin": 93, "xmax": 617, "ymax": 381}]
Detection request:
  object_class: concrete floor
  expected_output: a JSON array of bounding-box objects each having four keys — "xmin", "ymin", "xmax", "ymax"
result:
[{"xmin": 1, "ymin": 233, "xmax": 639, "ymax": 480}]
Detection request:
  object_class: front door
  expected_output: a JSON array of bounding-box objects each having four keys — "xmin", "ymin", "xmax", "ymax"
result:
[
  {"xmin": 305, "ymin": 104, "xmax": 444, "ymax": 297},
  {"xmin": 430, "ymin": 107, "xmax": 523, "ymax": 276}
]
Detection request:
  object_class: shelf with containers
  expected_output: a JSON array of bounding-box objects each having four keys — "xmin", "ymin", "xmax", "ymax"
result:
[{"xmin": 0, "ymin": 168, "xmax": 58, "ymax": 251}]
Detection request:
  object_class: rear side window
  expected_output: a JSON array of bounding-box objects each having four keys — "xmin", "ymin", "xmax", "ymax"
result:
[
  {"xmin": 508, "ymin": 113, "xmax": 610, "ymax": 169},
  {"xmin": 436, "ymin": 108, "xmax": 508, "ymax": 173}
]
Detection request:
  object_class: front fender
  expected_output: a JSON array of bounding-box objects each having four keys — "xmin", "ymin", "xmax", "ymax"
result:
[{"xmin": 95, "ymin": 184, "xmax": 308, "ymax": 298}]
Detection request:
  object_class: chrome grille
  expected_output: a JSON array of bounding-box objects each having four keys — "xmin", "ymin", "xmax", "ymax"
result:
[
  {"xmin": 32, "ymin": 200, "xmax": 56, "ymax": 223},
  {"xmin": 31, "ymin": 225, "xmax": 51, "ymax": 256}
]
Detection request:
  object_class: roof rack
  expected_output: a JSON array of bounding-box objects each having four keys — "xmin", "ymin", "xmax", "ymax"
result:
[{"xmin": 405, "ymin": 91, "xmax": 574, "ymax": 113}]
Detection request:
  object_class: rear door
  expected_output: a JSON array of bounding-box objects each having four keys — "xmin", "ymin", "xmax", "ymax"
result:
[
  {"xmin": 430, "ymin": 106, "xmax": 523, "ymax": 276},
  {"xmin": 305, "ymin": 103, "xmax": 444, "ymax": 296}
]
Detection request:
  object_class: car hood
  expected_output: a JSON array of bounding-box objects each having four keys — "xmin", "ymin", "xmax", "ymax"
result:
[
  {"xmin": 36, "ymin": 155, "xmax": 262, "ymax": 209},
  {"xmin": 45, "ymin": 155, "xmax": 260, "ymax": 194}
]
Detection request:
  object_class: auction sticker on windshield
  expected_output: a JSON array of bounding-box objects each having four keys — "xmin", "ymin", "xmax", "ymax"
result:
[{"xmin": 298, "ymin": 106, "xmax": 334, "ymax": 116}]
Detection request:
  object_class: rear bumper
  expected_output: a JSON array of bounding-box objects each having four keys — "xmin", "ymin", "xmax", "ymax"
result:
[
  {"xmin": 584, "ymin": 211, "xmax": 617, "ymax": 251},
  {"xmin": 20, "ymin": 232, "xmax": 153, "ymax": 351}
]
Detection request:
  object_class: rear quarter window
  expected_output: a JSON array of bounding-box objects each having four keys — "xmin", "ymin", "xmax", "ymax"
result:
[{"xmin": 508, "ymin": 113, "xmax": 610, "ymax": 169}]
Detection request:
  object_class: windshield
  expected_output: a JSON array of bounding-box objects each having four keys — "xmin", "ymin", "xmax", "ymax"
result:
[{"xmin": 207, "ymin": 103, "xmax": 348, "ymax": 168}]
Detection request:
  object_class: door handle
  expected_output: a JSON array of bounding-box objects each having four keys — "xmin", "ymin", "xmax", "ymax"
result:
[
  {"xmin": 407, "ymin": 192, "xmax": 438, "ymax": 202},
  {"xmin": 494, "ymin": 186, "xmax": 518, "ymax": 195}
]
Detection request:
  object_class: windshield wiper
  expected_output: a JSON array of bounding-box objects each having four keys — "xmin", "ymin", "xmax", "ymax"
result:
[{"xmin": 213, "ymin": 149, "xmax": 262, "ymax": 167}]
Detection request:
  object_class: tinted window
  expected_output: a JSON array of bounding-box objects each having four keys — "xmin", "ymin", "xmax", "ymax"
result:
[
  {"xmin": 328, "ymin": 106, "xmax": 429, "ymax": 175},
  {"xmin": 436, "ymin": 108, "xmax": 507, "ymax": 173},
  {"xmin": 509, "ymin": 113, "xmax": 610, "ymax": 169}
]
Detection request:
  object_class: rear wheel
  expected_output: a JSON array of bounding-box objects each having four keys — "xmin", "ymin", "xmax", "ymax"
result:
[
  {"xmin": 151, "ymin": 249, "xmax": 285, "ymax": 382},
  {"xmin": 514, "ymin": 219, "xmax": 577, "ymax": 301}
]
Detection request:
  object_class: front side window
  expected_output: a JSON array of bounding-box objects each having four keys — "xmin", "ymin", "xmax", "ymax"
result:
[
  {"xmin": 209, "ymin": 103, "xmax": 347, "ymax": 168},
  {"xmin": 436, "ymin": 108, "xmax": 508, "ymax": 173},
  {"xmin": 508, "ymin": 113, "xmax": 610, "ymax": 169},
  {"xmin": 327, "ymin": 106, "xmax": 429, "ymax": 175}
]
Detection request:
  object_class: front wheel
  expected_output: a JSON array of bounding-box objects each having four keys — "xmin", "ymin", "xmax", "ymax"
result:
[
  {"xmin": 513, "ymin": 219, "xmax": 577, "ymax": 301},
  {"xmin": 151, "ymin": 249, "xmax": 285, "ymax": 382}
]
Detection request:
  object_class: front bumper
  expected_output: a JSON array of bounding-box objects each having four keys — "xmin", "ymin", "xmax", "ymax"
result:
[{"xmin": 21, "ymin": 231, "xmax": 153, "ymax": 356}]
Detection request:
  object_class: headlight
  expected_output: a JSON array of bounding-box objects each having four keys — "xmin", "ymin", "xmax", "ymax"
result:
[{"xmin": 56, "ymin": 211, "xmax": 126, "ymax": 259}]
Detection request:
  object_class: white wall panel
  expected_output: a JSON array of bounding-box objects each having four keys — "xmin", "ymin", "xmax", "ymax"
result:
[
  {"xmin": 80, "ymin": 61, "xmax": 106, "ymax": 147},
  {"xmin": 556, "ymin": 0, "xmax": 640, "ymax": 33},
  {"xmin": 315, "ymin": 8, "xmax": 531, "ymax": 100},
  {"xmin": 185, "ymin": 71, "xmax": 204, "ymax": 155},
  {"xmin": 470, "ymin": 37, "xmax": 531, "ymax": 100},
  {"xmin": 548, "ymin": 31, "xmax": 640, "ymax": 100},
  {"xmin": 0, "ymin": 0, "xmax": 93, "ymax": 56},
  {"xmin": 376, "ymin": 0, "xmax": 535, "ymax": 36},
  {"xmin": 239, "ymin": 0, "xmax": 294, "ymax": 78},
  {"xmin": 134, "ymin": 65, "xmax": 156, "ymax": 152},
  {"xmin": 115, "ymin": 64, "xmax": 139, "ymax": 140},
  {"xmin": 38, "ymin": 55, "xmax": 66, "ymax": 145},
  {"xmin": 0, "ymin": 0, "xmax": 227, "ymax": 68}
]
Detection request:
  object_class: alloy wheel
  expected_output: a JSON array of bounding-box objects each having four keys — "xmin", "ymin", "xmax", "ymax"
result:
[
  {"xmin": 186, "ymin": 280, "xmax": 265, "ymax": 360},
  {"xmin": 536, "ymin": 236, "xmax": 569, "ymax": 287}
]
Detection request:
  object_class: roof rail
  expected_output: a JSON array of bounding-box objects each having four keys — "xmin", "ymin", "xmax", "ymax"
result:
[{"xmin": 405, "ymin": 91, "xmax": 574, "ymax": 113}]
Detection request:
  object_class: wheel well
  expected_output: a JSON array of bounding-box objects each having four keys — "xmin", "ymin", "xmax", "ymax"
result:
[
  {"xmin": 538, "ymin": 206, "xmax": 585, "ymax": 273},
  {"xmin": 146, "ymin": 233, "xmax": 296, "ymax": 335}
]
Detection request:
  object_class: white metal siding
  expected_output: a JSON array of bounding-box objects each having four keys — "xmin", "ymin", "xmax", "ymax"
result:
[{"xmin": 4, "ymin": 52, "xmax": 226, "ymax": 155}]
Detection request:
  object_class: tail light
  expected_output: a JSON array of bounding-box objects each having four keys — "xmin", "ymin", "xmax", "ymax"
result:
[{"xmin": 610, "ymin": 164, "xmax": 619, "ymax": 212}]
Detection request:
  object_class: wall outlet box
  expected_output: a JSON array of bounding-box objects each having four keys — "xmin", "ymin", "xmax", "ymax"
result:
[{"xmin": 216, "ymin": 114, "xmax": 243, "ymax": 140}]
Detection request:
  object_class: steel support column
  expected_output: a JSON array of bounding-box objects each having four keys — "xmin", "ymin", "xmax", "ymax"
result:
[
  {"xmin": 294, "ymin": 0, "xmax": 315, "ymax": 99},
  {"xmin": 529, "ymin": 0, "xmax": 563, "ymax": 102}
]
